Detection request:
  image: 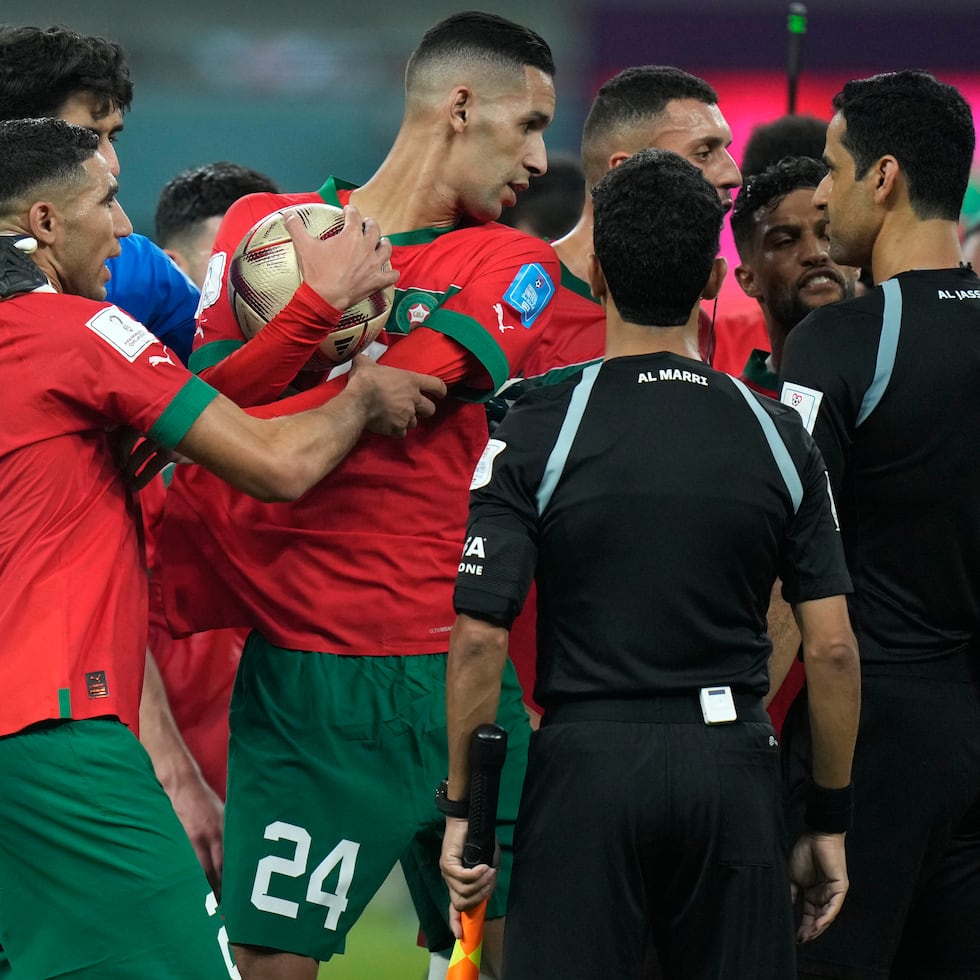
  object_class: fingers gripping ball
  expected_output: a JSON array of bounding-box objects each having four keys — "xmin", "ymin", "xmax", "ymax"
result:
[{"xmin": 228, "ymin": 202, "xmax": 393, "ymax": 364}]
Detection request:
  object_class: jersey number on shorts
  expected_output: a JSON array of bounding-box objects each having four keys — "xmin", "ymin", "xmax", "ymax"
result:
[{"xmin": 250, "ymin": 820, "xmax": 360, "ymax": 930}]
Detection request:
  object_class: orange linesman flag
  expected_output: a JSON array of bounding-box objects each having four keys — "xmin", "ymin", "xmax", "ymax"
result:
[{"xmin": 447, "ymin": 898, "xmax": 488, "ymax": 980}]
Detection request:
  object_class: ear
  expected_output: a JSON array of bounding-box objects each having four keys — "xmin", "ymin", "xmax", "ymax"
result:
[
  {"xmin": 733, "ymin": 261, "xmax": 763, "ymax": 299},
  {"xmin": 164, "ymin": 247, "xmax": 191, "ymax": 275},
  {"xmin": 608, "ymin": 151, "xmax": 632, "ymax": 172},
  {"xmin": 449, "ymin": 86, "xmax": 472, "ymax": 134},
  {"xmin": 27, "ymin": 201, "xmax": 59, "ymax": 246},
  {"xmin": 872, "ymin": 155, "xmax": 901, "ymax": 203},
  {"xmin": 701, "ymin": 256, "xmax": 727, "ymax": 301},
  {"xmin": 587, "ymin": 252, "xmax": 607, "ymax": 303}
]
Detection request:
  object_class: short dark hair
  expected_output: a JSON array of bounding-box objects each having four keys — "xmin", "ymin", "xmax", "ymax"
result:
[
  {"xmin": 155, "ymin": 161, "xmax": 280, "ymax": 248},
  {"xmin": 833, "ymin": 70, "xmax": 974, "ymax": 222},
  {"xmin": 730, "ymin": 156, "xmax": 828, "ymax": 258},
  {"xmin": 497, "ymin": 153, "xmax": 584, "ymax": 240},
  {"xmin": 0, "ymin": 26, "xmax": 133, "ymax": 122},
  {"xmin": 593, "ymin": 147, "xmax": 723, "ymax": 326},
  {"xmin": 405, "ymin": 11, "xmax": 554, "ymax": 90},
  {"xmin": 740, "ymin": 114, "xmax": 828, "ymax": 178},
  {"xmin": 582, "ymin": 67, "xmax": 718, "ymax": 187},
  {"xmin": 0, "ymin": 118, "xmax": 99, "ymax": 215}
]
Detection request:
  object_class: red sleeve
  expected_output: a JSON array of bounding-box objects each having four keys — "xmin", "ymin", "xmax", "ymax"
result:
[
  {"xmin": 192, "ymin": 191, "xmax": 344, "ymax": 406},
  {"xmin": 241, "ymin": 328, "xmax": 478, "ymax": 419},
  {"xmin": 44, "ymin": 299, "xmax": 206, "ymax": 439}
]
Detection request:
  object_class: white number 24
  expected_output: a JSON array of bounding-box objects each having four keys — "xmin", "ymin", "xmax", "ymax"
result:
[{"xmin": 250, "ymin": 821, "xmax": 360, "ymax": 930}]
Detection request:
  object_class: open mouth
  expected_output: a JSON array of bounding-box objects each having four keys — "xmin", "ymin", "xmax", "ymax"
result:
[{"xmin": 799, "ymin": 269, "xmax": 844, "ymax": 291}]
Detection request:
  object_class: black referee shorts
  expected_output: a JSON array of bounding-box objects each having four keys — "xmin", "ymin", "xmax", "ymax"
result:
[
  {"xmin": 503, "ymin": 697, "xmax": 796, "ymax": 980},
  {"xmin": 784, "ymin": 673, "xmax": 980, "ymax": 979}
]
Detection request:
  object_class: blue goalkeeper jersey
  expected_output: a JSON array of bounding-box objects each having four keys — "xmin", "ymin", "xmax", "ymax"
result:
[{"xmin": 106, "ymin": 233, "xmax": 199, "ymax": 365}]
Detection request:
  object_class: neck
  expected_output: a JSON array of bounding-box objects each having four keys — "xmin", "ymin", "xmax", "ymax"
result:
[
  {"xmin": 551, "ymin": 196, "xmax": 593, "ymax": 281},
  {"xmin": 347, "ymin": 124, "xmax": 462, "ymax": 235},
  {"xmin": 871, "ymin": 214, "xmax": 964, "ymax": 284},
  {"xmin": 604, "ymin": 303, "xmax": 703, "ymax": 362},
  {"xmin": 764, "ymin": 314, "xmax": 789, "ymax": 372}
]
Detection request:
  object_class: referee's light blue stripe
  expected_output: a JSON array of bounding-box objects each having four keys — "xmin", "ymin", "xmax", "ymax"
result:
[
  {"xmin": 730, "ymin": 376, "xmax": 804, "ymax": 514},
  {"xmin": 857, "ymin": 278, "xmax": 902, "ymax": 426},
  {"xmin": 536, "ymin": 362, "xmax": 602, "ymax": 515}
]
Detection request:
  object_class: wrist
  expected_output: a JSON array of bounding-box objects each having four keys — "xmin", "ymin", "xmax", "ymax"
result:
[
  {"xmin": 804, "ymin": 779, "xmax": 853, "ymax": 834},
  {"xmin": 435, "ymin": 778, "xmax": 469, "ymax": 819}
]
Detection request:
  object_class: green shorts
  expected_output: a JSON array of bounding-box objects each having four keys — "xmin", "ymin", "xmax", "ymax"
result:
[
  {"xmin": 0, "ymin": 718, "xmax": 236, "ymax": 979},
  {"xmin": 222, "ymin": 635, "xmax": 531, "ymax": 961}
]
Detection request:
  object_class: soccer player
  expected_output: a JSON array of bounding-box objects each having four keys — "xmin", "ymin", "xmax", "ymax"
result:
[
  {"xmin": 517, "ymin": 65, "xmax": 740, "ymax": 384},
  {"xmin": 440, "ymin": 147, "xmax": 859, "ymax": 979},
  {"xmin": 779, "ymin": 70, "xmax": 980, "ymax": 977},
  {"xmin": 155, "ymin": 161, "xmax": 281, "ymax": 291},
  {"xmin": 729, "ymin": 156, "xmax": 859, "ymax": 733},
  {"xmin": 157, "ymin": 12, "xmax": 558, "ymax": 979},
  {"xmin": 0, "ymin": 117, "xmax": 442, "ymax": 980},
  {"xmin": 0, "ymin": 23, "xmax": 234, "ymax": 875},
  {"xmin": 0, "ymin": 25, "xmax": 201, "ymax": 363}
]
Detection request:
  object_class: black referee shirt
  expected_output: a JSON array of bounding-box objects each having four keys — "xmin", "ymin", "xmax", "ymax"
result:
[
  {"xmin": 455, "ymin": 351, "xmax": 851, "ymax": 708},
  {"xmin": 781, "ymin": 267, "xmax": 980, "ymax": 676}
]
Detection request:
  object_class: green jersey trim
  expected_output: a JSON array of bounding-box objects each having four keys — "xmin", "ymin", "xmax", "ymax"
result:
[
  {"xmin": 560, "ymin": 262, "xmax": 597, "ymax": 302},
  {"xmin": 425, "ymin": 308, "xmax": 509, "ymax": 402},
  {"xmin": 148, "ymin": 376, "xmax": 220, "ymax": 450},
  {"xmin": 58, "ymin": 687, "xmax": 71, "ymax": 718},
  {"xmin": 189, "ymin": 339, "xmax": 244, "ymax": 374},
  {"xmin": 316, "ymin": 176, "xmax": 456, "ymax": 246}
]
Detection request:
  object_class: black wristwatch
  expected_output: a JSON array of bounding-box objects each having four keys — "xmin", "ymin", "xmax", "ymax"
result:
[{"xmin": 435, "ymin": 778, "xmax": 469, "ymax": 818}]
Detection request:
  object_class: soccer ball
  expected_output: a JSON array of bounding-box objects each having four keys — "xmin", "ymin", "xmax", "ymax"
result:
[{"xmin": 228, "ymin": 202, "xmax": 393, "ymax": 364}]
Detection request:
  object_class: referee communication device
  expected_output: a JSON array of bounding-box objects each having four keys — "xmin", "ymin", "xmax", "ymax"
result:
[{"xmin": 463, "ymin": 723, "xmax": 508, "ymax": 868}]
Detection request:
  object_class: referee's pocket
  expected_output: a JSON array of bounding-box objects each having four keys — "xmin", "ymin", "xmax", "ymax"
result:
[{"xmin": 715, "ymin": 731, "xmax": 784, "ymax": 867}]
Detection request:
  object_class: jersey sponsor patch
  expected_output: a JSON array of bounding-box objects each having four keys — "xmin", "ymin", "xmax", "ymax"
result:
[
  {"xmin": 780, "ymin": 381, "xmax": 823, "ymax": 433},
  {"xmin": 470, "ymin": 438, "xmax": 507, "ymax": 489},
  {"xmin": 85, "ymin": 305, "xmax": 156, "ymax": 362},
  {"xmin": 503, "ymin": 263, "xmax": 555, "ymax": 328},
  {"xmin": 196, "ymin": 251, "xmax": 227, "ymax": 319}
]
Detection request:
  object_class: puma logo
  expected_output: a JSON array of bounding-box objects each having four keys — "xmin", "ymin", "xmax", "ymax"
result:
[
  {"xmin": 149, "ymin": 348, "xmax": 175, "ymax": 367},
  {"xmin": 494, "ymin": 303, "xmax": 514, "ymax": 332}
]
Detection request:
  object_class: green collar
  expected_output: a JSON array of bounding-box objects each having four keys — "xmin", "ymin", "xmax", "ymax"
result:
[
  {"xmin": 741, "ymin": 348, "xmax": 778, "ymax": 394},
  {"xmin": 315, "ymin": 175, "xmax": 460, "ymax": 246}
]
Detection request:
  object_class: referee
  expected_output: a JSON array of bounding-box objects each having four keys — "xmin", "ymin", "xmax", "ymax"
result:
[{"xmin": 439, "ymin": 148, "xmax": 860, "ymax": 978}]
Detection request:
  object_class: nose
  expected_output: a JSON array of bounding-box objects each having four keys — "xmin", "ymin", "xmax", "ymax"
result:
[
  {"xmin": 812, "ymin": 174, "xmax": 831, "ymax": 208},
  {"xmin": 114, "ymin": 201, "xmax": 133, "ymax": 239},
  {"xmin": 526, "ymin": 133, "xmax": 548, "ymax": 178},
  {"xmin": 800, "ymin": 228, "xmax": 831, "ymax": 265},
  {"xmin": 717, "ymin": 148, "xmax": 742, "ymax": 192},
  {"xmin": 100, "ymin": 138, "xmax": 121, "ymax": 178}
]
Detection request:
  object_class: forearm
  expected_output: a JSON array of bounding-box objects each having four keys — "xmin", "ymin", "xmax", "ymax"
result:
[
  {"xmin": 175, "ymin": 384, "xmax": 370, "ymax": 502},
  {"xmin": 803, "ymin": 635, "xmax": 860, "ymax": 789},
  {"xmin": 140, "ymin": 650, "xmax": 205, "ymax": 790},
  {"xmin": 764, "ymin": 581, "xmax": 802, "ymax": 708},
  {"xmin": 196, "ymin": 284, "xmax": 344, "ymax": 406},
  {"xmin": 446, "ymin": 614, "xmax": 510, "ymax": 801}
]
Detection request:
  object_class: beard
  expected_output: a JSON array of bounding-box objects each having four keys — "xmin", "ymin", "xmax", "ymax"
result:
[{"xmin": 772, "ymin": 276, "xmax": 856, "ymax": 333}]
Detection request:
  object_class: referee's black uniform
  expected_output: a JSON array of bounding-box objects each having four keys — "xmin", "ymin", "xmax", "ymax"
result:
[
  {"xmin": 455, "ymin": 350, "xmax": 852, "ymax": 979},
  {"xmin": 780, "ymin": 267, "xmax": 980, "ymax": 977}
]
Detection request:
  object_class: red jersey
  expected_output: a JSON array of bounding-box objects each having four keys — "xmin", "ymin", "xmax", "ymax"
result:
[
  {"xmin": 0, "ymin": 289, "xmax": 216, "ymax": 737},
  {"xmin": 143, "ymin": 474, "xmax": 244, "ymax": 799},
  {"xmin": 160, "ymin": 177, "xmax": 560, "ymax": 655}
]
